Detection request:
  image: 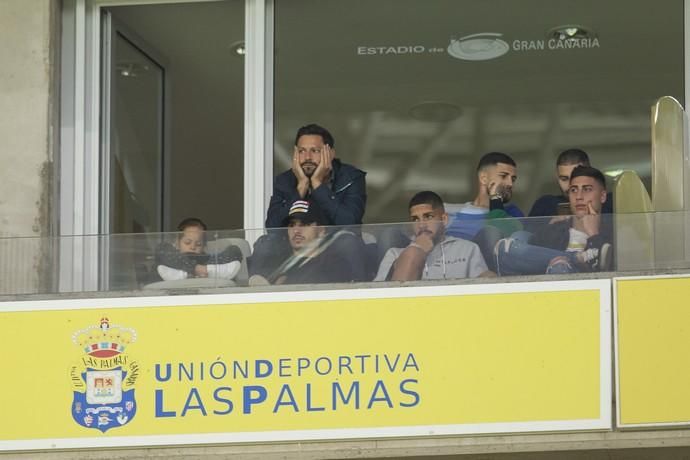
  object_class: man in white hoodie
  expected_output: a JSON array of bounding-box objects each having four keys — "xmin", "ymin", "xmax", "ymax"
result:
[{"xmin": 375, "ymin": 191, "xmax": 489, "ymax": 281}]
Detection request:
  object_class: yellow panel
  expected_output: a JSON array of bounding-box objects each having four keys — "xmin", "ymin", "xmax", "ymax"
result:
[
  {"xmin": 0, "ymin": 289, "xmax": 602, "ymax": 442},
  {"xmin": 618, "ymin": 277, "xmax": 690, "ymax": 425}
]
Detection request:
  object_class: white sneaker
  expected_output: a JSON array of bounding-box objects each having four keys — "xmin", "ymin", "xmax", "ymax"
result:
[{"xmin": 577, "ymin": 248, "xmax": 599, "ymax": 265}]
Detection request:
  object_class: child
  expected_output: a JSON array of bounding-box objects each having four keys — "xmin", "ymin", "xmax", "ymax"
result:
[{"xmin": 155, "ymin": 217, "xmax": 243, "ymax": 281}]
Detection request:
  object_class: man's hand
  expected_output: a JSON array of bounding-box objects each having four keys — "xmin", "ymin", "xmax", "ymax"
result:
[
  {"xmin": 580, "ymin": 202, "xmax": 601, "ymax": 236},
  {"xmin": 390, "ymin": 231, "xmax": 433, "ymax": 281},
  {"xmin": 292, "ymin": 148, "xmax": 310, "ymax": 198},
  {"xmin": 194, "ymin": 264, "xmax": 208, "ymax": 278},
  {"xmin": 412, "ymin": 232, "xmax": 434, "ymax": 254},
  {"xmin": 488, "ymin": 181, "xmax": 508, "ymax": 202},
  {"xmin": 310, "ymin": 144, "xmax": 334, "ymax": 190}
]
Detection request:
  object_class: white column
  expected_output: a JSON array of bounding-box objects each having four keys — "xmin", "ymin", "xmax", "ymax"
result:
[{"xmin": 244, "ymin": 0, "xmax": 274, "ymax": 235}]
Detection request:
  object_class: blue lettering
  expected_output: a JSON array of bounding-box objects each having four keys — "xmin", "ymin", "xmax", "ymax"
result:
[
  {"xmin": 255, "ymin": 359, "xmax": 273, "ymax": 378},
  {"xmin": 306, "ymin": 383, "xmax": 325, "ymax": 411},
  {"xmin": 178, "ymin": 362, "xmax": 194, "ymax": 381},
  {"xmin": 209, "ymin": 360, "xmax": 227, "ymax": 380},
  {"xmin": 315, "ymin": 357, "xmax": 332, "ymax": 375},
  {"xmin": 367, "ymin": 380, "xmax": 393, "ymax": 409},
  {"xmin": 332, "ymin": 381, "xmax": 360, "ymax": 409},
  {"xmin": 154, "ymin": 389, "xmax": 176, "ymax": 417},
  {"xmin": 213, "ymin": 386, "xmax": 234, "ymax": 415},
  {"xmin": 399, "ymin": 379, "xmax": 420, "ymax": 407},
  {"xmin": 233, "ymin": 360, "xmax": 248, "ymax": 379},
  {"xmin": 338, "ymin": 356, "xmax": 352, "ymax": 374},
  {"xmin": 155, "ymin": 363, "xmax": 171, "ymax": 382},
  {"xmin": 297, "ymin": 357, "xmax": 310, "ymax": 376},
  {"xmin": 243, "ymin": 385, "xmax": 268, "ymax": 414},
  {"xmin": 181, "ymin": 387, "xmax": 207, "ymax": 416},
  {"xmin": 403, "ymin": 353, "xmax": 420, "ymax": 372},
  {"xmin": 355, "ymin": 354, "xmax": 370, "ymax": 373},
  {"xmin": 273, "ymin": 384, "xmax": 299, "ymax": 413},
  {"xmin": 279, "ymin": 358, "xmax": 291, "ymax": 377},
  {"xmin": 384, "ymin": 354, "xmax": 400, "ymax": 372}
]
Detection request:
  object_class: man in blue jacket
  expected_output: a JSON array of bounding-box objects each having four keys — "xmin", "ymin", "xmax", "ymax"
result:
[
  {"xmin": 265, "ymin": 124, "xmax": 367, "ymax": 227},
  {"xmin": 251, "ymin": 124, "xmax": 367, "ymax": 279}
]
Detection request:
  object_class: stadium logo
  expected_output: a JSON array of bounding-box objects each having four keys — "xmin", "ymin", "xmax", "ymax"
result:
[
  {"xmin": 447, "ymin": 33, "xmax": 510, "ymax": 61},
  {"xmin": 70, "ymin": 317, "xmax": 139, "ymax": 433}
]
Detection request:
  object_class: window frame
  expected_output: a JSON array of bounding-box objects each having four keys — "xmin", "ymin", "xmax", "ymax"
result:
[
  {"xmin": 59, "ymin": 0, "xmax": 690, "ymax": 290},
  {"xmin": 60, "ymin": 0, "xmax": 271, "ymax": 290}
]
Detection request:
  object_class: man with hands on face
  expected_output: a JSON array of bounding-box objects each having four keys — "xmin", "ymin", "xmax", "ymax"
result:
[
  {"xmin": 250, "ymin": 124, "xmax": 367, "ymax": 279},
  {"xmin": 265, "ymin": 123, "xmax": 367, "ymax": 228},
  {"xmin": 374, "ymin": 191, "xmax": 489, "ymax": 282},
  {"xmin": 494, "ymin": 166, "xmax": 613, "ymax": 275}
]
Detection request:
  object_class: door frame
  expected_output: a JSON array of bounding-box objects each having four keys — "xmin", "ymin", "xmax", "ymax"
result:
[
  {"xmin": 101, "ymin": 10, "xmax": 169, "ymax": 234},
  {"xmin": 60, "ymin": 0, "xmax": 269, "ymax": 290}
]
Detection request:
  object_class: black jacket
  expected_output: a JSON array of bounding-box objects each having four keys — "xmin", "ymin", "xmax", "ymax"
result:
[
  {"xmin": 265, "ymin": 159, "xmax": 367, "ymax": 228},
  {"xmin": 271, "ymin": 231, "xmax": 369, "ymax": 284}
]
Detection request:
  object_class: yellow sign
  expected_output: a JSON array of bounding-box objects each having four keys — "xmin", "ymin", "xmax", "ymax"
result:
[
  {"xmin": 616, "ymin": 276, "xmax": 690, "ymax": 426},
  {"xmin": 0, "ymin": 281, "xmax": 610, "ymax": 450}
]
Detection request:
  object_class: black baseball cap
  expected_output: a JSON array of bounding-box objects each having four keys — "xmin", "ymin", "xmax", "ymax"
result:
[{"xmin": 282, "ymin": 200, "xmax": 327, "ymax": 226}]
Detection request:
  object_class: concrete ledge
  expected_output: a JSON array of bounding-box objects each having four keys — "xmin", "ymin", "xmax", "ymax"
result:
[{"xmin": 4, "ymin": 429, "xmax": 690, "ymax": 459}]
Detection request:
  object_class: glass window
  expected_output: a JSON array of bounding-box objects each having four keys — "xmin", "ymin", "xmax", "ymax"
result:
[
  {"xmin": 104, "ymin": 0, "xmax": 245, "ymax": 233},
  {"xmin": 106, "ymin": 30, "xmax": 165, "ymax": 234},
  {"xmin": 274, "ymin": 0, "xmax": 684, "ymax": 223},
  {"xmin": 102, "ymin": 0, "xmax": 245, "ymax": 290}
]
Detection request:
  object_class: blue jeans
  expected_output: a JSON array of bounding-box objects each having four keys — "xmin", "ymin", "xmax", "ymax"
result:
[{"xmin": 495, "ymin": 233, "xmax": 577, "ymax": 276}]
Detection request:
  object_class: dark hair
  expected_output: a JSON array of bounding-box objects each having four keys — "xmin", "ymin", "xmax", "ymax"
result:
[
  {"xmin": 477, "ymin": 152, "xmax": 516, "ymax": 172},
  {"xmin": 177, "ymin": 217, "xmax": 207, "ymax": 232},
  {"xmin": 557, "ymin": 148, "xmax": 590, "ymax": 167},
  {"xmin": 570, "ymin": 165, "xmax": 606, "ymax": 189},
  {"xmin": 409, "ymin": 191, "xmax": 445, "ymax": 211},
  {"xmin": 294, "ymin": 123, "xmax": 335, "ymax": 147}
]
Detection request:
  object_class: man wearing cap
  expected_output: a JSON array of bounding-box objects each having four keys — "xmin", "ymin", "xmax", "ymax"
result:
[
  {"xmin": 266, "ymin": 123, "xmax": 367, "ymax": 227},
  {"xmin": 375, "ymin": 191, "xmax": 490, "ymax": 282},
  {"xmin": 250, "ymin": 200, "xmax": 368, "ymax": 285}
]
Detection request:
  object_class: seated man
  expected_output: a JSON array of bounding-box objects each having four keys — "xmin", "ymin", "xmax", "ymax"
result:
[
  {"xmin": 250, "ymin": 200, "xmax": 368, "ymax": 285},
  {"xmin": 375, "ymin": 191, "xmax": 489, "ymax": 281},
  {"xmin": 529, "ymin": 148, "xmax": 613, "ymax": 217},
  {"xmin": 444, "ymin": 152, "xmax": 524, "ymax": 271},
  {"xmin": 266, "ymin": 123, "xmax": 366, "ymax": 227},
  {"xmin": 445, "ymin": 152, "xmax": 524, "ymax": 241},
  {"xmin": 495, "ymin": 166, "xmax": 613, "ymax": 275},
  {"xmin": 250, "ymin": 123, "xmax": 367, "ymax": 278}
]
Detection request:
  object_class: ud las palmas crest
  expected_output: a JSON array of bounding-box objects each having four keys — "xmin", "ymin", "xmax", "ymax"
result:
[{"xmin": 70, "ymin": 317, "xmax": 139, "ymax": 432}]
